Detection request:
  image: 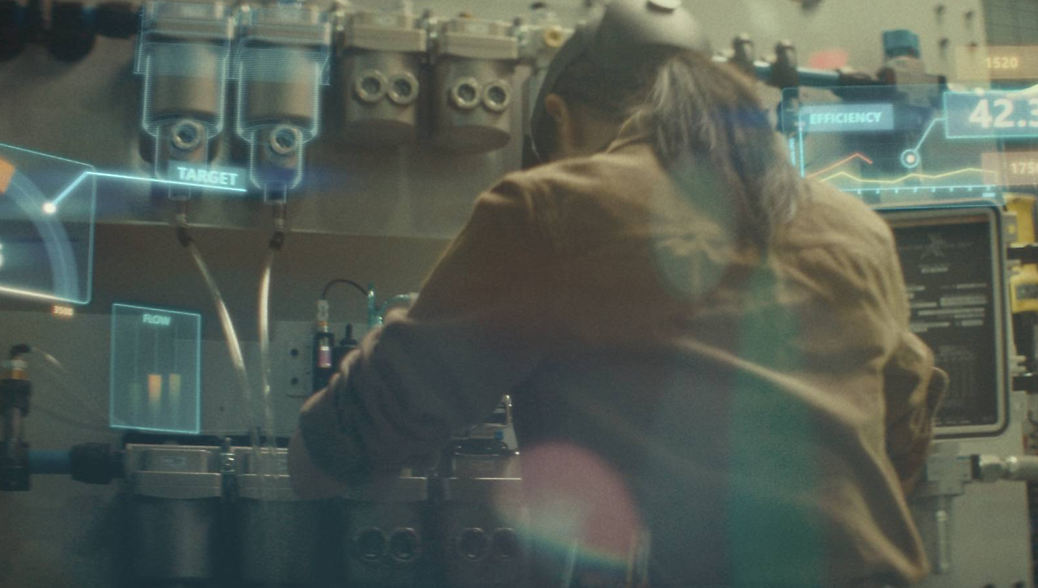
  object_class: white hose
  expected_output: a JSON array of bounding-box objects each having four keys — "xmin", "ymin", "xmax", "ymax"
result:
[
  {"xmin": 183, "ymin": 237, "xmax": 261, "ymax": 452},
  {"xmin": 257, "ymin": 244, "xmax": 279, "ymax": 497}
]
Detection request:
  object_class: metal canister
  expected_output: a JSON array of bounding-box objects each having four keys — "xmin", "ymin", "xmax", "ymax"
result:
[
  {"xmin": 137, "ymin": 1, "xmax": 235, "ymax": 190},
  {"xmin": 234, "ymin": 5, "xmax": 331, "ymax": 198},
  {"xmin": 430, "ymin": 18, "xmax": 518, "ymax": 153},
  {"xmin": 336, "ymin": 11, "xmax": 427, "ymax": 147},
  {"xmin": 341, "ymin": 474, "xmax": 430, "ymax": 587},
  {"xmin": 138, "ymin": 1, "xmax": 234, "ymax": 136},
  {"xmin": 124, "ymin": 444, "xmax": 225, "ymax": 585},
  {"xmin": 234, "ymin": 447, "xmax": 325, "ymax": 586},
  {"xmin": 438, "ymin": 451, "xmax": 527, "ymax": 588}
]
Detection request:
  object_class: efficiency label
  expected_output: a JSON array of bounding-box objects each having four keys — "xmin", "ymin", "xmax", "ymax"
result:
[{"xmin": 800, "ymin": 104, "xmax": 894, "ymax": 133}]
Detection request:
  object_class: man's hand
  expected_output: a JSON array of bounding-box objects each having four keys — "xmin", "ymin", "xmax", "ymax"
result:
[
  {"xmin": 288, "ymin": 380, "xmax": 353, "ymax": 500},
  {"xmin": 288, "ymin": 426, "xmax": 352, "ymax": 499}
]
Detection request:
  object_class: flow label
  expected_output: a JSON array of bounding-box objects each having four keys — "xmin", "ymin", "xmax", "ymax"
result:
[
  {"xmin": 142, "ymin": 313, "xmax": 172, "ymax": 326},
  {"xmin": 801, "ymin": 104, "xmax": 895, "ymax": 133},
  {"xmin": 167, "ymin": 163, "xmax": 246, "ymax": 190}
]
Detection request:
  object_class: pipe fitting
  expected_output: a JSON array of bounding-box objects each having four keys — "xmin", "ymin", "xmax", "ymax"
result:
[
  {"xmin": 354, "ymin": 69, "xmax": 389, "ymax": 104},
  {"xmin": 449, "ymin": 77, "xmax": 482, "ymax": 110},
  {"xmin": 482, "ymin": 79, "xmax": 512, "ymax": 113},
  {"xmin": 387, "ymin": 72, "xmax": 420, "ymax": 106}
]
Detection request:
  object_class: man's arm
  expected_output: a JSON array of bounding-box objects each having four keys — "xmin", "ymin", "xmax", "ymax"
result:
[{"xmin": 289, "ymin": 177, "xmax": 556, "ymax": 496}]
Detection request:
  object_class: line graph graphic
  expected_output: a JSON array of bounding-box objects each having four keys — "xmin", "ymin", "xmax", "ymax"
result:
[
  {"xmin": 818, "ymin": 167, "xmax": 1000, "ymax": 191},
  {"xmin": 806, "ymin": 153, "xmax": 874, "ymax": 179},
  {"xmin": 785, "ymin": 87, "xmax": 1003, "ymax": 201}
]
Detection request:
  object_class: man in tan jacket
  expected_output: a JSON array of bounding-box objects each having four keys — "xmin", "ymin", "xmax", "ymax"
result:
[{"xmin": 289, "ymin": 2, "xmax": 947, "ymax": 586}]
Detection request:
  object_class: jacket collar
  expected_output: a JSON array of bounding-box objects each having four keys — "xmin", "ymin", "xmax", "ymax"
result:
[{"xmin": 605, "ymin": 116, "xmax": 652, "ymax": 154}]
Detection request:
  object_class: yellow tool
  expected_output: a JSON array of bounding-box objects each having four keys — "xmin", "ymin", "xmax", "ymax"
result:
[{"xmin": 1006, "ymin": 194, "xmax": 1038, "ymax": 314}]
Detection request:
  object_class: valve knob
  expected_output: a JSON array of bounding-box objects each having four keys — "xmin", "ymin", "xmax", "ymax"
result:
[{"xmin": 47, "ymin": 1, "xmax": 96, "ymax": 62}]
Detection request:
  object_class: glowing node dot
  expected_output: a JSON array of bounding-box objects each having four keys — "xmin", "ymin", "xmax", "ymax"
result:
[
  {"xmin": 1021, "ymin": 120, "xmax": 1030, "ymax": 128},
  {"xmin": 901, "ymin": 149, "xmax": 921, "ymax": 169},
  {"xmin": 42, "ymin": 202, "xmax": 57, "ymax": 215}
]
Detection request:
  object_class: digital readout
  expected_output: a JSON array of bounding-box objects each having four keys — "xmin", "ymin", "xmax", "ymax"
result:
[
  {"xmin": 956, "ymin": 45, "xmax": 1038, "ymax": 81},
  {"xmin": 945, "ymin": 90, "xmax": 1038, "ymax": 138},
  {"xmin": 982, "ymin": 151, "xmax": 1038, "ymax": 186}
]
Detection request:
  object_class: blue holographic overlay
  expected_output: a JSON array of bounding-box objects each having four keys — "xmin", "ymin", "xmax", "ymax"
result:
[
  {"xmin": 800, "ymin": 104, "xmax": 895, "ymax": 133},
  {"xmin": 110, "ymin": 303, "xmax": 203, "ymax": 435},
  {"xmin": 0, "ymin": 143, "xmax": 96, "ymax": 305},
  {"xmin": 167, "ymin": 163, "xmax": 247, "ymax": 190},
  {"xmin": 944, "ymin": 89, "xmax": 1038, "ymax": 139},
  {"xmin": 784, "ymin": 86, "xmax": 1003, "ymax": 202}
]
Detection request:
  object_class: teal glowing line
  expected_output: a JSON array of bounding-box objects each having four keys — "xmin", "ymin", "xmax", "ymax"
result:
[
  {"xmin": 52, "ymin": 170, "xmax": 248, "ymax": 208},
  {"xmin": 50, "ymin": 173, "xmax": 91, "ymax": 207},
  {"xmin": 839, "ymin": 184, "xmax": 996, "ymax": 194},
  {"xmin": 0, "ymin": 142, "xmax": 91, "ymax": 167},
  {"xmin": 109, "ymin": 422, "xmax": 202, "ymax": 434},
  {"xmin": 0, "ymin": 284, "xmax": 87, "ymax": 304},
  {"xmin": 914, "ymin": 117, "xmax": 947, "ymax": 152},
  {"xmin": 113, "ymin": 303, "xmax": 204, "ymax": 318}
]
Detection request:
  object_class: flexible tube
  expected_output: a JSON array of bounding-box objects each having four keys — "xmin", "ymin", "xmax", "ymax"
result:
[
  {"xmin": 181, "ymin": 230, "xmax": 260, "ymax": 452},
  {"xmin": 252, "ymin": 203, "xmax": 282, "ymax": 502},
  {"xmin": 257, "ymin": 231, "xmax": 282, "ymax": 497}
]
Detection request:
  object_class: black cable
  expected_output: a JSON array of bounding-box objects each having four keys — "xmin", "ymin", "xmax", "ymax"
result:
[{"xmin": 322, "ymin": 279, "xmax": 369, "ymax": 300}]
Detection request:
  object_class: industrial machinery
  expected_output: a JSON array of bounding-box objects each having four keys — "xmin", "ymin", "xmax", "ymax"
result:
[
  {"xmin": 335, "ymin": 7, "xmax": 427, "ymax": 147},
  {"xmin": 3, "ymin": 0, "xmax": 1038, "ymax": 587},
  {"xmin": 136, "ymin": 0, "xmax": 237, "ymax": 200}
]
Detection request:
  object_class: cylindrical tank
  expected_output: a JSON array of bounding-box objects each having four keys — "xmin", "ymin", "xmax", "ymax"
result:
[
  {"xmin": 438, "ymin": 448, "xmax": 527, "ymax": 588},
  {"xmin": 124, "ymin": 445, "xmax": 225, "ymax": 585},
  {"xmin": 234, "ymin": 4, "xmax": 331, "ymax": 198},
  {"xmin": 138, "ymin": 1, "xmax": 234, "ymax": 138},
  {"xmin": 336, "ymin": 11, "xmax": 427, "ymax": 147},
  {"xmin": 240, "ymin": 47, "xmax": 323, "ymax": 134},
  {"xmin": 234, "ymin": 447, "xmax": 326, "ymax": 587},
  {"xmin": 145, "ymin": 43, "xmax": 229, "ymax": 131},
  {"xmin": 341, "ymin": 474, "xmax": 430, "ymax": 588},
  {"xmin": 431, "ymin": 18, "xmax": 518, "ymax": 154},
  {"xmin": 236, "ymin": 6, "xmax": 331, "ymax": 142}
]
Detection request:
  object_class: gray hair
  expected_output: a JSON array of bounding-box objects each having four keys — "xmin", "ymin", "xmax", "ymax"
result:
[{"xmin": 551, "ymin": 50, "xmax": 802, "ymax": 247}]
